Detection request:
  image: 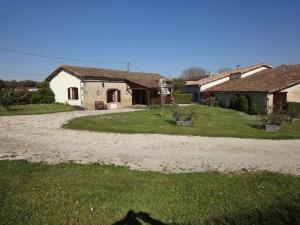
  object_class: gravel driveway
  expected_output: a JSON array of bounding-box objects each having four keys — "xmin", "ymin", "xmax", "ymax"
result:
[{"xmin": 1, "ymin": 109, "xmax": 300, "ymax": 175}]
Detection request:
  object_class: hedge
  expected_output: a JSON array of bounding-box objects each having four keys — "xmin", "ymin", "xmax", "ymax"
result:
[
  {"xmin": 287, "ymin": 102, "xmax": 300, "ymax": 118},
  {"xmin": 173, "ymin": 92, "xmax": 192, "ymax": 104}
]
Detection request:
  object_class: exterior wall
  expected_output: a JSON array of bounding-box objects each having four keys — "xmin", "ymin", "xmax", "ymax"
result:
[
  {"xmin": 280, "ymin": 83, "xmax": 300, "ymax": 102},
  {"xmin": 83, "ymin": 81, "xmax": 132, "ymax": 109},
  {"xmin": 49, "ymin": 71, "xmax": 82, "ymax": 106},
  {"xmin": 213, "ymin": 92, "xmax": 268, "ymax": 109},
  {"xmin": 267, "ymin": 94, "xmax": 273, "ymax": 112}
]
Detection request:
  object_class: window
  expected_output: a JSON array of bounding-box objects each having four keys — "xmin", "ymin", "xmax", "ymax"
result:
[
  {"xmin": 107, "ymin": 89, "xmax": 116, "ymax": 103},
  {"xmin": 107, "ymin": 89, "xmax": 121, "ymax": 103},
  {"xmin": 117, "ymin": 90, "xmax": 121, "ymax": 102},
  {"xmin": 68, "ymin": 87, "xmax": 79, "ymax": 100}
]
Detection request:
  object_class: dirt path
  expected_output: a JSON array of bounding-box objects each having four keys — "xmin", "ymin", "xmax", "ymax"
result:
[{"xmin": 1, "ymin": 109, "xmax": 300, "ymax": 175}]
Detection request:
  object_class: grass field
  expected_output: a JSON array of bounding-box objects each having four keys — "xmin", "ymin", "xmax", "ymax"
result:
[
  {"xmin": 0, "ymin": 104, "xmax": 76, "ymax": 116},
  {"xmin": 64, "ymin": 105, "xmax": 300, "ymax": 139},
  {"xmin": 0, "ymin": 160, "xmax": 299, "ymax": 225}
]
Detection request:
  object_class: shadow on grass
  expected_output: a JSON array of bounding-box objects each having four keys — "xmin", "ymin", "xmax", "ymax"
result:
[
  {"xmin": 112, "ymin": 210, "xmax": 167, "ymax": 225},
  {"xmin": 113, "ymin": 200, "xmax": 300, "ymax": 225},
  {"xmin": 247, "ymin": 123, "xmax": 264, "ymax": 130}
]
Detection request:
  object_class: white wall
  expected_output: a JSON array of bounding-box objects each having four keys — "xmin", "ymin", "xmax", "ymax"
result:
[
  {"xmin": 240, "ymin": 67, "xmax": 269, "ymax": 79},
  {"xmin": 49, "ymin": 71, "xmax": 82, "ymax": 106},
  {"xmin": 201, "ymin": 76, "xmax": 230, "ymax": 91}
]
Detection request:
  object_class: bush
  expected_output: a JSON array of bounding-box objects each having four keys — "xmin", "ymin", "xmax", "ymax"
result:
[
  {"xmin": 236, "ymin": 96, "xmax": 249, "ymax": 112},
  {"xmin": 31, "ymin": 88, "xmax": 55, "ymax": 104},
  {"xmin": 173, "ymin": 92, "xmax": 192, "ymax": 104},
  {"xmin": 0, "ymin": 90, "xmax": 14, "ymax": 110},
  {"xmin": 264, "ymin": 106, "xmax": 285, "ymax": 125},
  {"xmin": 206, "ymin": 96, "xmax": 219, "ymax": 107},
  {"xmin": 287, "ymin": 102, "xmax": 300, "ymax": 118},
  {"xmin": 0, "ymin": 79, "xmax": 6, "ymax": 89},
  {"xmin": 13, "ymin": 90, "xmax": 33, "ymax": 105},
  {"xmin": 171, "ymin": 103, "xmax": 198, "ymax": 122},
  {"xmin": 229, "ymin": 96, "xmax": 238, "ymax": 109},
  {"xmin": 249, "ymin": 104, "xmax": 265, "ymax": 115},
  {"xmin": 229, "ymin": 95, "xmax": 249, "ymax": 113}
]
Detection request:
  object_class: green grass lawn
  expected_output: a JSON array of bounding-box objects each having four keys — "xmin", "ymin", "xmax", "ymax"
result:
[
  {"xmin": 64, "ymin": 105, "xmax": 300, "ymax": 139},
  {"xmin": 0, "ymin": 161, "xmax": 299, "ymax": 225},
  {"xmin": 0, "ymin": 104, "xmax": 76, "ymax": 116}
]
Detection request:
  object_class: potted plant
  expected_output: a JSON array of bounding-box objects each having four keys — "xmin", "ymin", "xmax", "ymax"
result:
[
  {"xmin": 264, "ymin": 106, "xmax": 285, "ymax": 132},
  {"xmin": 171, "ymin": 103, "xmax": 198, "ymax": 127}
]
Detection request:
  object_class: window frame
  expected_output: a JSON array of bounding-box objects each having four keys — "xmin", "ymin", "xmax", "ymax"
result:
[{"xmin": 68, "ymin": 87, "xmax": 79, "ymax": 100}]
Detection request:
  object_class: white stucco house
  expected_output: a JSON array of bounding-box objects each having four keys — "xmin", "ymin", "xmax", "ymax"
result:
[{"xmin": 185, "ymin": 63, "xmax": 272, "ymax": 102}]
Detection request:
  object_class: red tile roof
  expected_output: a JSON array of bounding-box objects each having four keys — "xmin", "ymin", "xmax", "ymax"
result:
[
  {"xmin": 206, "ymin": 64, "xmax": 300, "ymax": 93},
  {"xmin": 186, "ymin": 63, "xmax": 272, "ymax": 86}
]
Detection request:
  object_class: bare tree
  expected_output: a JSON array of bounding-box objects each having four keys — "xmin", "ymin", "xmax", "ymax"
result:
[
  {"xmin": 217, "ymin": 68, "xmax": 232, "ymax": 73},
  {"xmin": 181, "ymin": 67, "xmax": 209, "ymax": 81}
]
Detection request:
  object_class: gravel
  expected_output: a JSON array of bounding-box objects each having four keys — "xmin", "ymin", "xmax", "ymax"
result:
[{"xmin": 1, "ymin": 109, "xmax": 300, "ymax": 175}]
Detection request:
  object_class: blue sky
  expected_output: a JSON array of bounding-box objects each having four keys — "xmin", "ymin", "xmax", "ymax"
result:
[{"xmin": 0, "ymin": 0, "xmax": 300, "ymax": 81}]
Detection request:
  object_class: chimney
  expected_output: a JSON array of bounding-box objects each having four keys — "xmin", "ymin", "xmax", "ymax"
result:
[{"xmin": 236, "ymin": 65, "xmax": 241, "ymax": 69}]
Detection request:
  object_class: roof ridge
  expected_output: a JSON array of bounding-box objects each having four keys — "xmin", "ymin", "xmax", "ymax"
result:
[{"xmin": 59, "ymin": 64, "xmax": 161, "ymax": 76}]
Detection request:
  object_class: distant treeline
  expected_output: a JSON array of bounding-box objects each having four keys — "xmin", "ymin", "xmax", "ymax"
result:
[{"xmin": 2, "ymin": 80, "xmax": 40, "ymax": 88}]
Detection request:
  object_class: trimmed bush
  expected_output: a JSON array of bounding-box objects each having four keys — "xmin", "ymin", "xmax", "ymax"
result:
[
  {"xmin": 229, "ymin": 96, "xmax": 238, "ymax": 109},
  {"xmin": 249, "ymin": 104, "xmax": 265, "ymax": 115},
  {"xmin": 236, "ymin": 96, "xmax": 249, "ymax": 112},
  {"xmin": 173, "ymin": 92, "xmax": 192, "ymax": 104},
  {"xmin": 287, "ymin": 102, "xmax": 300, "ymax": 113},
  {"xmin": 31, "ymin": 88, "xmax": 55, "ymax": 104}
]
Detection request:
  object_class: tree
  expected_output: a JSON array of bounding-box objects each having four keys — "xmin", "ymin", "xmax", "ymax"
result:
[
  {"xmin": 181, "ymin": 67, "xmax": 209, "ymax": 81},
  {"xmin": 171, "ymin": 78, "xmax": 186, "ymax": 92},
  {"xmin": 217, "ymin": 68, "xmax": 232, "ymax": 73},
  {"xmin": 0, "ymin": 79, "xmax": 6, "ymax": 89}
]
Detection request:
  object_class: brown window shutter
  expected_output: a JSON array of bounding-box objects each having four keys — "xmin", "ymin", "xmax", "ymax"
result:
[
  {"xmin": 68, "ymin": 88, "xmax": 70, "ymax": 99},
  {"xmin": 117, "ymin": 90, "xmax": 121, "ymax": 102}
]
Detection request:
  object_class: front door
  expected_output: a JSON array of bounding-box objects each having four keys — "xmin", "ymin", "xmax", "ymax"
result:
[{"xmin": 273, "ymin": 93, "xmax": 287, "ymax": 111}]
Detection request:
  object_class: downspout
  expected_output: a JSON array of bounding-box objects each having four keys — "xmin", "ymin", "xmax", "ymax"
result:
[{"xmin": 80, "ymin": 80, "xmax": 85, "ymax": 109}]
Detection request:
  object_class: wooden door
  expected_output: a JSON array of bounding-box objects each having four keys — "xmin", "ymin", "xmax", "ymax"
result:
[{"xmin": 273, "ymin": 93, "xmax": 287, "ymax": 111}]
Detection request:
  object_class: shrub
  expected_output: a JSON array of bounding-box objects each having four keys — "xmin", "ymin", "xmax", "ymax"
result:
[
  {"xmin": 206, "ymin": 96, "xmax": 219, "ymax": 107},
  {"xmin": 31, "ymin": 88, "xmax": 55, "ymax": 104},
  {"xmin": 0, "ymin": 79, "xmax": 6, "ymax": 89},
  {"xmin": 0, "ymin": 90, "xmax": 14, "ymax": 110},
  {"xmin": 249, "ymin": 104, "xmax": 265, "ymax": 115},
  {"xmin": 13, "ymin": 90, "xmax": 33, "ymax": 105},
  {"xmin": 229, "ymin": 95, "xmax": 249, "ymax": 112},
  {"xmin": 264, "ymin": 107, "xmax": 285, "ymax": 126},
  {"xmin": 287, "ymin": 102, "xmax": 300, "ymax": 118},
  {"xmin": 229, "ymin": 96, "xmax": 238, "ymax": 109},
  {"xmin": 236, "ymin": 95, "xmax": 249, "ymax": 112},
  {"xmin": 173, "ymin": 92, "xmax": 192, "ymax": 104},
  {"xmin": 171, "ymin": 104, "xmax": 198, "ymax": 122}
]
